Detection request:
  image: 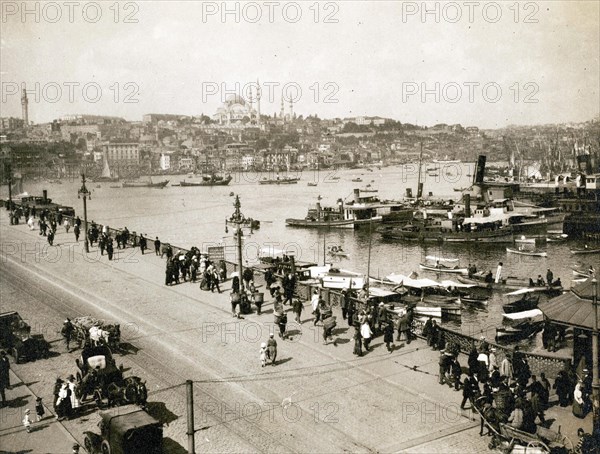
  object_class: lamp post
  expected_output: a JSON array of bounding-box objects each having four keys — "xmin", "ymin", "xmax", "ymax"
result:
[
  {"xmin": 592, "ymin": 277, "xmax": 599, "ymax": 437},
  {"xmin": 7, "ymin": 166, "xmax": 13, "ymax": 225},
  {"xmin": 229, "ymin": 195, "xmax": 245, "ymax": 293},
  {"xmin": 78, "ymin": 172, "xmax": 91, "ymax": 253}
]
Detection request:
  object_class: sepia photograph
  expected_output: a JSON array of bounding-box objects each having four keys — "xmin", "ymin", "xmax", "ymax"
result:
[{"xmin": 1, "ymin": 1, "xmax": 599, "ymax": 453}]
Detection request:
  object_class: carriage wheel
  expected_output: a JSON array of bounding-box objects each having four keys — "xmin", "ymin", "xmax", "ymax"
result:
[
  {"xmin": 84, "ymin": 434, "xmax": 97, "ymax": 454},
  {"xmin": 525, "ymin": 440, "xmax": 550, "ymax": 453},
  {"xmin": 100, "ymin": 440, "xmax": 111, "ymax": 454}
]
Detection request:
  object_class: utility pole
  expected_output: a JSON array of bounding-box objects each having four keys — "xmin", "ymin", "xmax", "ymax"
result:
[
  {"xmin": 7, "ymin": 163, "xmax": 13, "ymax": 225},
  {"xmin": 592, "ymin": 278, "xmax": 599, "ymax": 438},
  {"xmin": 186, "ymin": 380, "xmax": 196, "ymax": 454},
  {"xmin": 366, "ymin": 219, "xmax": 372, "ymax": 293},
  {"xmin": 78, "ymin": 172, "xmax": 91, "ymax": 253}
]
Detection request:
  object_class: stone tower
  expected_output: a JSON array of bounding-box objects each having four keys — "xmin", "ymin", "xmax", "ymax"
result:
[{"xmin": 21, "ymin": 86, "xmax": 29, "ymax": 127}]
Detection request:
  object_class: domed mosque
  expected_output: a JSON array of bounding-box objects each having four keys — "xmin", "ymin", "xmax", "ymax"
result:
[{"xmin": 213, "ymin": 93, "xmax": 260, "ymax": 126}]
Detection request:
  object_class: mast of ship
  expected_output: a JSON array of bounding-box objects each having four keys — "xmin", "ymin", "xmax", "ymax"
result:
[{"xmin": 416, "ymin": 141, "xmax": 423, "ymax": 200}]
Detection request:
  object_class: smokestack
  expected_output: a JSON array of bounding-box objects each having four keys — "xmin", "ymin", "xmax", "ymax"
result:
[
  {"xmin": 42, "ymin": 190, "xmax": 48, "ymax": 202},
  {"xmin": 316, "ymin": 202, "xmax": 321, "ymax": 216},
  {"xmin": 406, "ymin": 188, "xmax": 413, "ymax": 198},
  {"xmin": 21, "ymin": 87, "xmax": 29, "ymax": 127},
  {"xmin": 474, "ymin": 155, "xmax": 486, "ymax": 184},
  {"xmin": 337, "ymin": 198, "xmax": 344, "ymax": 214},
  {"xmin": 353, "ymin": 188, "xmax": 360, "ymax": 203},
  {"xmin": 416, "ymin": 183, "xmax": 423, "ymax": 199},
  {"xmin": 463, "ymin": 194, "xmax": 471, "ymax": 217}
]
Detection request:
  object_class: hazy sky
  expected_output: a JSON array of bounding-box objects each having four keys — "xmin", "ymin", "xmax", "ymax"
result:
[{"xmin": 1, "ymin": 1, "xmax": 598, "ymax": 128}]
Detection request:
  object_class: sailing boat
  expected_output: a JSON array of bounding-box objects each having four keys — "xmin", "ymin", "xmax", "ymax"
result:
[{"xmin": 94, "ymin": 152, "xmax": 119, "ymax": 182}]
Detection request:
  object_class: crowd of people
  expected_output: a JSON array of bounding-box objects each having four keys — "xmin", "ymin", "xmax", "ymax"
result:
[{"xmin": 427, "ymin": 333, "xmax": 596, "ymax": 452}]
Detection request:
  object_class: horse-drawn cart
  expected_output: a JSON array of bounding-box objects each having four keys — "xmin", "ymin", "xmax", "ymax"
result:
[
  {"xmin": 75, "ymin": 345, "xmax": 147, "ymax": 409},
  {"xmin": 473, "ymin": 398, "xmax": 573, "ymax": 453},
  {"xmin": 71, "ymin": 316, "xmax": 121, "ymax": 351}
]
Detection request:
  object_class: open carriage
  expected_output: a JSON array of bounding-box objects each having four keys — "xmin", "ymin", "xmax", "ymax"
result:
[
  {"xmin": 71, "ymin": 316, "xmax": 121, "ymax": 351},
  {"xmin": 0, "ymin": 311, "xmax": 50, "ymax": 363},
  {"xmin": 473, "ymin": 398, "xmax": 573, "ymax": 453},
  {"xmin": 75, "ymin": 345, "xmax": 147, "ymax": 408}
]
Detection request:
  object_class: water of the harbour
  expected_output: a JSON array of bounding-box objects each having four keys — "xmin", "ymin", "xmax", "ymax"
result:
[{"xmin": 4, "ymin": 162, "xmax": 599, "ymax": 352}]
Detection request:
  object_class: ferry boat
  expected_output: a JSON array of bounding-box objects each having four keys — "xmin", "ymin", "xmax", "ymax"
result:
[
  {"xmin": 258, "ymin": 175, "xmax": 300, "ymax": 185},
  {"xmin": 179, "ymin": 174, "xmax": 232, "ymax": 186},
  {"xmin": 7, "ymin": 190, "xmax": 75, "ymax": 217},
  {"xmin": 286, "ymin": 190, "xmax": 406, "ymax": 229},
  {"xmin": 122, "ymin": 178, "xmax": 169, "ymax": 188}
]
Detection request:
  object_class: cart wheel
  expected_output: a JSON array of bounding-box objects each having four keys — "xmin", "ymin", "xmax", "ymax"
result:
[
  {"xmin": 84, "ymin": 434, "xmax": 97, "ymax": 454},
  {"xmin": 525, "ymin": 440, "xmax": 550, "ymax": 453},
  {"xmin": 100, "ymin": 440, "xmax": 111, "ymax": 454}
]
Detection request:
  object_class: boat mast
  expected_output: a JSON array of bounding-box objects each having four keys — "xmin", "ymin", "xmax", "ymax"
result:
[
  {"xmin": 416, "ymin": 141, "xmax": 423, "ymax": 200},
  {"xmin": 366, "ymin": 219, "xmax": 372, "ymax": 292}
]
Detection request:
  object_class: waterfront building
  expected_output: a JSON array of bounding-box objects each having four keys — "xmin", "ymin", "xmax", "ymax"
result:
[{"xmin": 103, "ymin": 142, "xmax": 140, "ymax": 164}]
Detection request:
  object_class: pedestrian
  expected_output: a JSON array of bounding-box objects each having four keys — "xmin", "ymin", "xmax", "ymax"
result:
[
  {"xmin": 361, "ymin": 320, "xmax": 373, "ymax": 351},
  {"xmin": 322, "ymin": 315, "xmax": 337, "ymax": 345},
  {"xmin": 72, "ymin": 444, "xmax": 80, "ymax": 454},
  {"xmin": 573, "ymin": 380, "xmax": 585, "ymax": 418},
  {"xmin": 211, "ymin": 267, "xmax": 221, "ymax": 293},
  {"xmin": 311, "ymin": 289, "xmax": 321, "ymax": 326},
  {"xmin": 64, "ymin": 218, "xmax": 71, "ymax": 233},
  {"xmin": 546, "ymin": 269, "xmax": 554, "ymax": 287},
  {"xmin": 451, "ymin": 357, "xmax": 462, "ymax": 391},
  {"xmin": 73, "ymin": 224, "xmax": 80, "ymax": 242},
  {"xmin": 154, "ymin": 237, "xmax": 161, "ymax": 255},
  {"xmin": 460, "ymin": 372, "xmax": 479, "ymax": 409},
  {"xmin": 230, "ymin": 291, "xmax": 241, "ymax": 317},
  {"xmin": 67, "ymin": 375, "xmax": 79, "ymax": 417},
  {"xmin": 35, "ymin": 397, "xmax": 45, "ymax": 422},
  {"xmin": 260, "ymin": 342, "xmax": 268, "ymax": 367},
  {"xmin": 383, "ymin": 320, "xmax": 395, "ymax": 352},
  {"xmin": 353, "ymin": 326, "xmax": 363, "ymax": 356},
  {"xmin": 61, "ymin": 319, "xmax": 74, "ymax": 351},
  {"xmin": 292, "ymin": 298, "xmax": 303, "ymax": 323},
  {"xmin": 139, "ymin": 234, "xmax": 147, "ymax": 255},
  {"xmin": 99, "ymin": 235, "xmax": 106, "ymax": 256},
  {"xmin": 23, "ymin": 408, "xmax": 32, "ymax": 433},
  {"xmin": 267, "ymin": 333, "xmax": 277, "ymax": 365},
  {"xmin": 106, "ymin": 238, "xmax": 114, "ymax": 261},
  {"xmin": 277, "ymin": 310, "xmax": 288, "ymax": 339},
  {"xmin": 47, "ymin": 229, "xmax": 55, "ymax": 246},
  {"xmin": 242, "ymin": 267, "xmax": 253, "ymax": 289},
  {"xmin": 0, "ymin": 351, "xmax": 9, "ymax": 407},
  {"xmin": 232, "ymin": 275, "xmax": 240, "ymax": 294},
  {"xmin": 282, "ymin": 272, "xmax": 296, "ymax": 306}
]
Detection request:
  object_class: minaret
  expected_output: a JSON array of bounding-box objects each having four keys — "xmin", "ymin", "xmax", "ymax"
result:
[
  {"xmin": 21, "ymin": 86, "xmax": 29, "ymax": 127},
  {"xmin": 280, "ymin": 97, "xmax": 285, "ymax": 122},
  {"xmin": 289, "ymin": 98, "xmax": 294, "ymax": 120},
  {"xmin": 256, "ymin": 78, "xmax": 261, "ymax": 126}
]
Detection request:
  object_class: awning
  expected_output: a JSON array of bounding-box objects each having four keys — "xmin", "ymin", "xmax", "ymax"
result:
[
  {"xmin": 538, "ymin": 278, "xmax": 598, "ymax": 330},
  {"xmin": 386, "ymin": 273, "xmax": 440, "ymax": 288}
]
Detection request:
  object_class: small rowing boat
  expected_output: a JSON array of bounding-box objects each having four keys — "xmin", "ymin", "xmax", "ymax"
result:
[
  {"xmin": 506, "ymin": 248, "xmax": 547, "ymax": 257},
  {"xmin": 570, "ymin": 247, "xmax": 600, "ymax": 255},
  {"xmin": 419, "ymin": 263, "xmax": 468, "ymax": 274}
]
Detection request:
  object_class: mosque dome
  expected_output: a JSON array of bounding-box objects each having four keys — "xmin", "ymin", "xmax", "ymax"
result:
[{"xmin": 225, "ymin": 94, "xmax": 246, "ymax": 106}]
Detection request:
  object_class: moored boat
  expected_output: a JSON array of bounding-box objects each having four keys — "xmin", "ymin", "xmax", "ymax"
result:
[
  {"xmin": 502, "ymin": 294, "xmax": 540, "ymax": 314},
  {"xmin": 506, "ymin": 247, "xmax": 547, "ymax": 257},
  {"xmin": 419, "ymin": 262, "xmax": 468, "ymax": 274},
  {"xmin": 122, "ymin": 179, "xmax": 169, "ymax": 188},
  {"xmin": 180, "ymin": 174, "xmax": 232, "ymax": 186},
  {"xmin": 495, "ymin": 308, "xmax": 544, "ymax": 342},
  {"xmin": 259, "ymin": 175, "xmax": 300, "ymax": 185},
  {"xmin": 570, "ymin": 247, "xmax": 600, "ymax": 255}
]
